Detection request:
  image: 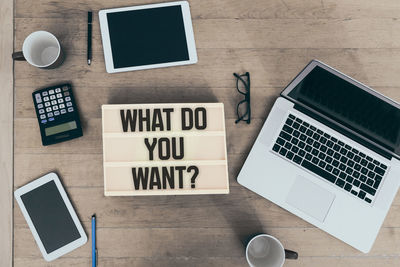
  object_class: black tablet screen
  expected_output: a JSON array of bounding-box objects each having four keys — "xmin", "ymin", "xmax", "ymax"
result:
[
  {"xmin": 21, "ymin": 180, "xmax": 81, "ymax": 253},
  {"xmin": 107, "ymin": 5, "xmax": 189, "ymax": 68}
]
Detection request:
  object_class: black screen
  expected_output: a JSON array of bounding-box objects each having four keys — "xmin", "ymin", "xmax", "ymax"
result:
[
  {"xmin": 21, "ymin": 181, "xmax": 81, "ymax": 253},
  {"xmin": 288, "ymin": 66, "xmax": 400, "ymax": 155},
  {"xmin": 107, "ymin": 6, "xmax": 189, "ymax": 68}
]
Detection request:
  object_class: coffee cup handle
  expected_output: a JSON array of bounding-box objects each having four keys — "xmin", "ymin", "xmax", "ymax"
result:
[
  {"xmin": 12, "ymin": 51, "xmax": 26, "ymax": 61},
  {"xmin": 284, "ymin": 249, "xmax": 298, "ymax": 260}
]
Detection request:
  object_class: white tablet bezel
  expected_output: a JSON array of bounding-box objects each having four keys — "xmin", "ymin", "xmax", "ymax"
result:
[
  {"xmin": 99, "ymin": 1, "xmax": 198, "ymax": 73},
  {"xmin": 14, "ymin": 172, "xmax": 87, "ymax": 262}
]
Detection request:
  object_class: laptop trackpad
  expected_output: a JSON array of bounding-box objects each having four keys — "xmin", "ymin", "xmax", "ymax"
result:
[{"xmin": 285, "ymin": 176, "xmax": 335, "ymax": 222}]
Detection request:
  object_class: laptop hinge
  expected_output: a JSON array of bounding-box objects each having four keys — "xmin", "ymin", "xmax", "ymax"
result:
[{"xmin": 293, "ymin": 104, "xmax": 393, "ymax": 160}]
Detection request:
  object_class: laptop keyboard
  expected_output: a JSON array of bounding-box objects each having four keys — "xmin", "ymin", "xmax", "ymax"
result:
[{"xmin": 272, "ymin": 113, "xmax": 388, "ymax": 204}]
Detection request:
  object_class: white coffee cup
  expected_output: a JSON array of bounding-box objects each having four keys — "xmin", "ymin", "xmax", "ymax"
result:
[
  {"xmin": 12, "ymin": 31, "xmax": 64, "ymax": 69},
  {"xmin": 246, "ymin": 234, "xmax": 298, "ymax": 267}
]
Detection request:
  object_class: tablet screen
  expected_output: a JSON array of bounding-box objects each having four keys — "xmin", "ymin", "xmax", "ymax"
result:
[
  {"xmin": 107, "ymin": 5, "xmax": 189, "ymax": 68},
  {"xmin": 20, "ymin": 180, "xmax": 81, "ymax": 253}
]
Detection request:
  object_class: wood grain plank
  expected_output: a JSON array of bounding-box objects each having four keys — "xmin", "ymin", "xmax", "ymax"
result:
[
  {"xmin": 13, "ymin": 227, "xmax": 400, "ymax": 258},
  {"xmin": 284, "ymin": 257, "xmax": 400, "ymax": 267},
  {"xmin": 14, "ymin": 49, "xmax": 400, "ymax": 89},
  {"xmin": 13, "ymin": 256, "xmax": 400, "ymax": 267},
  {"xmin": 14, "ymin": 18, "xmax": 400, "ymax": 50},
  {"xmin": 15, "ymin": 0, "xmax": 400, "ymax": 19},
  {"xmin": 0, "ymin": 0, "xmax": 13, "ymax": 265},
  {"xmin": 14, "ymin": 257, "xmax": 246, "ymax": 267}
]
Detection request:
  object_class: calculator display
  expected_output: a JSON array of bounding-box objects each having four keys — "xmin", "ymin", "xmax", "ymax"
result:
[{"xmin": 45, "ymin": 121, "xmax": 77, "ymax": 136}]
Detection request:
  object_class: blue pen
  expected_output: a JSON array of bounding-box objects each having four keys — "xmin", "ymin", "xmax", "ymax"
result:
[{"xmin": 92, "ymin": 214, "xmax": 97, "ymax": 267}]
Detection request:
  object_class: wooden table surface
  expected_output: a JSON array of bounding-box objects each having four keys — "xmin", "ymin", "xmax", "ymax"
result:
[{"xmin": 11, "ymin": 0, "xmax": 400, "ymax": 266}]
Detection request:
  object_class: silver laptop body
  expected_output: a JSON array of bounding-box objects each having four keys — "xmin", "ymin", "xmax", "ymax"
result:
[{"xmin": 237, "ymin": 60, "xmax": 400, "ymax": 253}]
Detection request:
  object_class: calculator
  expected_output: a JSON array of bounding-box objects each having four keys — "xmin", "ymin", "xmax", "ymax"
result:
[{"xmin": 32, "ymin": 84, "xmax": 83, "ymax": 146}]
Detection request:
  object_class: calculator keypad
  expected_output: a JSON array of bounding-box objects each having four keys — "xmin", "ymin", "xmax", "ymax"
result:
[
  {"xmin": 35, "ymin": 93, "xmax": 42, "ymax": 103},
  {"xmin": 34, "ymin": 85, "xmax": 75, "ymax": 124},
  {"xmin": 33, "ymin": 83, "xmax": 83, "ymax": 145}
]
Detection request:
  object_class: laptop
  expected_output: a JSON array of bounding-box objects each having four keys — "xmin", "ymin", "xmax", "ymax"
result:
[{"xmin": 237, "ymin": 60, "xmax": 400, "ymax": 253}]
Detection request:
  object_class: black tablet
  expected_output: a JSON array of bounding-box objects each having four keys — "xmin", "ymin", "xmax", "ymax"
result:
[
  {"xmin": 99, "ymin": 1, "xmax": 198, "ymax": 73},
  {"xmin": 14, "ymin": 173, "xmax": 87, "ymax": 261}
]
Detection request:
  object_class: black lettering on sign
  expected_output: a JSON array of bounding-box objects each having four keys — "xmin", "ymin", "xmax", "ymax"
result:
[
  {"xmin": 132, "ymin": 166, "xmax": 199, "ymax": 190},
  {"xmin": 181, "ymin": 107, "xmax": 207, "ymax": 130},
  {"xmin": 132, "ymin": 167, "xmax": 149, "ymax": 190},
  {"xmin": 120, "ymin": 109, "xmax": 137, "ymax": 132},
  {"xmin": 138, "ymin": 109, "xmax": 151, "ymax": 132},
  {"xmin": 152, "ymin": 109, "xmax": 163, "ymax": 131},
  {"xmin": 172, "ymin": 137, "xmax": 184, "ymax": 160},
  {"xmin": 181, "ymin": 108, "xmax": 193, "ymax": 130},
  {"xmin": 162, "ymin": 166, "xmax": 175, "ymax": 189},
  {"xmin": 187, "ymin": 166, "xmax": 199, "ymax": 188},
  {"xmin": 163, "ymin": 108, "xmax": 174, "ymax": 131},
  {"xmin": 149, "ymin": 167, "xmax": 161, "ymax": 189},
  {"xmin": 144, "ymin": 138, "xmax": 157, "ymax": 160},
  {"xmin": 144, "ymin": 137, "xmax": 184, "ymax": 160},
  {"xmin": 175, "ymin": 166, "xmax": 186, "ymax": 189},
  {"xmin": 195, "ymin": 108, "xmax": 207, "ymax": 130},
  {"xmin": 120, "ymin": 108, "xmax": 175, "ymax": 132},
  {"xmin": 158, "ymin": 138, "xmax": 170, "ymax": 160}
]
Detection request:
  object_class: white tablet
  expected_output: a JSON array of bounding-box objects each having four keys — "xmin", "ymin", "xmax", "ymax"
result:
[
  {"xmin": 14, "ymin": 172, "xmax": 87, "ymax": 261},
  {"xmin": 99, "ymin": 1, "xmax": 198, "ymax": 73}
]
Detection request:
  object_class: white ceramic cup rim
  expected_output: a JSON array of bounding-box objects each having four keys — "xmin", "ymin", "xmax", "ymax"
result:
[
  {"xmin": 22, "ymin": 31, "xmax": 61, "ymax": 68},
  {"xmin": 246, "ymin": 234, "xmax": 285, "ymax": 267}
]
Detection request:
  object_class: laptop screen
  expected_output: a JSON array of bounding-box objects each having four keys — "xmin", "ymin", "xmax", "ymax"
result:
[{"xmin": 288, "ymin": 66, "xmax": 400, "ymax": 156}]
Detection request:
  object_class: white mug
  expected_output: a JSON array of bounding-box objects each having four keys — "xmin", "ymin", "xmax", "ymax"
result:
[
  {"xmin": 246, "ymin": 234, "xmax": 298, "ymax": 267},
  {"xmin": 12, "ymin": 31, "xmax": 64, "ymax": 69}
]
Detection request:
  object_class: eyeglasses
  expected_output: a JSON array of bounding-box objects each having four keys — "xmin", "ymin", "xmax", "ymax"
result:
[{"xmin": 233, "ymin": 72, "xmax": 251, "ymax": 124}]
